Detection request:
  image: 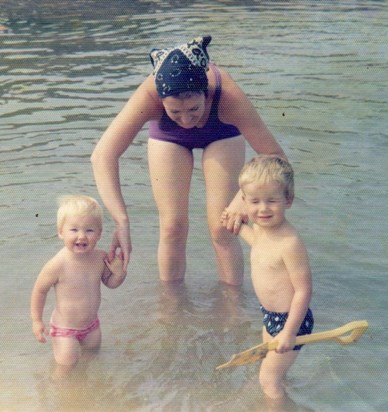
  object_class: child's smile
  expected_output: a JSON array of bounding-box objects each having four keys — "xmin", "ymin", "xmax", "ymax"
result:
[
  {"xmin": 242, "ymin": 181, "xmax": 292, "ymax": 229},
  {"xmin": 59, "ymin": 215, "xmax": 102, "ymax": 255}
]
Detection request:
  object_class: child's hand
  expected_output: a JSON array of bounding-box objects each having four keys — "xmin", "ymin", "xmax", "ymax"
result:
[
  {"xmin": 104, "ymin": 255, "xmax": 125, "ymax": 277},
  {"xmin": 275, "ymin": 331, "xmax": 296, "ymax": 353},
  {"xmin": 32, "ymin": 320, "xmax": 48, "ymax": 343}
]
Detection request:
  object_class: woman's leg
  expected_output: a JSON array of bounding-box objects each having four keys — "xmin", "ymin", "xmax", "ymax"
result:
[
  {"xmin": 202, "ymin": 136, "xmax": 245, "ymax": 285},
  {"xmin": 148, "ymin": 139, "xmax": 193, "ymax": 282}
]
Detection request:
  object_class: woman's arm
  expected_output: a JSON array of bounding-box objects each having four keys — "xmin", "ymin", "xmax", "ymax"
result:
[
  {"xmin": 221, "ymin": 190, "xmax": 249, "ymax": 235},
  {"xmin": 91, "ymin": 75, "xmax": 161, "ymax": 270},
  {"xmin": 218, "ymin": 68, "xmax": 287, "ymax": 232},
  {"xmin": 218, "ymin": 68, "xmax": 287, "ymax": 160}
]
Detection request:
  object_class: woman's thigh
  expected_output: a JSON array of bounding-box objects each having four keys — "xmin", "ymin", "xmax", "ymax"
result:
[
  {"xmin": 202, "ymin": 136, "xmax": 245, "ymax": 224},
  {"xmin": 148, "ymin": 139, "xmax": 194, "ymax": 222}
]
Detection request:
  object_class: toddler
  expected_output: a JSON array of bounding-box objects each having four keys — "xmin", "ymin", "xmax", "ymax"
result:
[
  {"xmin": 31, "ymin": 195, "xmax": 126, "ymax": 377},
  {"xmin": 222, "ymin": 155, "xmax": 313, "ymax": 400}
]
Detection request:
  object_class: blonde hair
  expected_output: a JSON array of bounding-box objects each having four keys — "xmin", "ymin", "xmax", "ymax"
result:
[
  {"xmin": 57, "ymin": 195, "xmax": 103, "ymax": 231},
  {"xmin": 239, "ymin": 155, "xmax": 294, "ymax": 200}
]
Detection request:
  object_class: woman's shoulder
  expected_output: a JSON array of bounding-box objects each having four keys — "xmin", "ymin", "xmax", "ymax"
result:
[
  {"xmin": 121, "ymin": 73, "xmax": 164, "ymax": 122},
  {"xmin": 137, "ymin": 73, "xmax": 160, "ymax": 102},
  {"xmin": 212, "ymin": 65, "xmax": 251, "ymax": 124},
  {"xmin": 211, "ymin": 64, "xmax": 247, "ymax": 104},
  {"xmin": 211, "ymin": 64, "xmax": 238, "ymax": 87}
]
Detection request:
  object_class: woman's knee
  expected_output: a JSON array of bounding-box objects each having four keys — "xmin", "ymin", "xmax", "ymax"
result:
[
  {"xmin": 159, "ymin": 217, "xmax": 189, "ymax": 244},
  {"xmin": 209, "ymin": 222, "xmax": 235, "ymax": 246}
]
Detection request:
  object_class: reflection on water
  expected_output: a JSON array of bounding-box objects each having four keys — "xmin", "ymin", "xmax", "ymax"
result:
[{"xmin": 1, "ymin": 0, "xmax": 387, "ymax": 411}]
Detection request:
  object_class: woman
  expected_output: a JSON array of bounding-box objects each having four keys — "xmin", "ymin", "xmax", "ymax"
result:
[{"xmin": 91, "ymin": 36, "xmax": 286, "ymax": 285}]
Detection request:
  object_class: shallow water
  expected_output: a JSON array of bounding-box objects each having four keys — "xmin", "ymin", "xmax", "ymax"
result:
[{"xmin": 1, "ymin": 1, "xmax": 387, "ymax": 411}]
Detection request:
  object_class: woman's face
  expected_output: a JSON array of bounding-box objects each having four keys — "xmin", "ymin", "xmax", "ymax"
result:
[{"xmin": 162, "ymin": 93, "xmax": 206, "ymax": 128}]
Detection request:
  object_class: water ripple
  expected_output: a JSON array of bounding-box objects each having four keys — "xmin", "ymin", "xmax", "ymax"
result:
[{"xmin": 1, "ymin": 1, "xmax": 387, "ymax": 411}]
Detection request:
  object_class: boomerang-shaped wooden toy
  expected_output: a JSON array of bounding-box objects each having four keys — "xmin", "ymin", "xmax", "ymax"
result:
[{"xmin": 216, "ymin": 320, "xmax": 368, "ymax": 370}]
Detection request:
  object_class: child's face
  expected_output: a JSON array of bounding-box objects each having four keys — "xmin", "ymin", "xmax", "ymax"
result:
[
  {"xmin": 58, "ymin": 214, "xmax": 102, "ymax": 255},
  {"xmin": 242, "ymin": 181, "xmax": 292, "ymax": 229}
]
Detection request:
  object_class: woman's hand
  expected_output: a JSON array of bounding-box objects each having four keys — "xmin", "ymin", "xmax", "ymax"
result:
[
  {"xmin": 109, "ymin": 223, "xmax": 132, "ymax": 272},
  {"xmin": 221, "ymin": 190, "xmax": 248, "ymax": 234},
  {"xmin": 221, "ymin": 208, "xmax": 248, "ymax": 235},
  {"xmin": 103, "ymin": 255, "xmax": 127, "ymax": 288},
  {"xmin": 104, "ymin": 255, "xmax": 125, "ymax": 277}
]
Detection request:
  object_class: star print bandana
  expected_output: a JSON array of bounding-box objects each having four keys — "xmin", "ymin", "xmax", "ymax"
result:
[{"xmin": 149, "ymin": 36, "xmax": 212, "ymax": 97}]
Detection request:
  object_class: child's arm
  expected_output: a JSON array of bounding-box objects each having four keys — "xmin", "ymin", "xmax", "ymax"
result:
[
  {"xmin": 102, "ymin": 255, "xmax": 127, "ymax": 288},
  {"xmin": 221, "ymin": 210, "xmax": 254, "ymax": 245},
  {"xmin": 31, "ymin": 261, "xmax": 58, "ymax": 343},
  {"xmin": 238, "ymin": 223, "xmax": 255, "ymax": 246},
  {"xmin": 275, "ymin": 237, "xmax": 312, "ymax": 352}
]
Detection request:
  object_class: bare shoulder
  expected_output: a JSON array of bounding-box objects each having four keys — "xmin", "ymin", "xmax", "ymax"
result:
[
  {"xmin": 36, "ymin": 249, "xmax": 65, "ymax": 284},
  {"xmin": 45, "ymin": 249, "xmax": 66, "ymax": 270},
  {"xmin": 215, "ymin": 65, "xmax": 258, "ymax": 125},
  {"xmin": 216, "ymin": 66, "xmax": 247, "ymax": 98},
  {"xmin": 131, "ymin": 74, "xmax": 163, "ymax": 115},
  {"xmin": 138, "ymin": 74, "xmax": 159, "ymax": 98},
  {"xmin": 94, "ymin": 73, "xmax": 163, "ymax": 151},
  {"xmin": 114, "ymin": 73, "xmax": 163, "ymax": 125},
  {"xmin": 281, "ymin": 223, "xmax": 308, "ymax": 255}
]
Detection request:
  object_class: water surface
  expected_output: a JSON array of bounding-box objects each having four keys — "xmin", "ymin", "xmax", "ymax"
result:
[{"xmin": 1, "ymin": 1, "xmax": 387, "ymax": 411}]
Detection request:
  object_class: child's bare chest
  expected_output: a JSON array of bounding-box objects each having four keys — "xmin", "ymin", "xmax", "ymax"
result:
[
  {"xmin": 59, "ymin": 257, "xmax": 105, "ymax": 290},
  {"xmin": 250, "ymin": 242, "xmax": 285, "ymax": 271},
  {"xmin": 250, "ymin": 241, "xmax": 292, "ymax": 304}
]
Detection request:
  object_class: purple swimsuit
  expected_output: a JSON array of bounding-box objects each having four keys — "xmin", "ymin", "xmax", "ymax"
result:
[{"xmin": 148, "ymin": 64, "xmax": 241, "ymax": 150}]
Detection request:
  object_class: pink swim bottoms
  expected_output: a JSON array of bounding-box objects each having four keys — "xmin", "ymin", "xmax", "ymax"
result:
[{"xmin": 50, "ymin": 318, "xmax": 100, "ymax": 342}]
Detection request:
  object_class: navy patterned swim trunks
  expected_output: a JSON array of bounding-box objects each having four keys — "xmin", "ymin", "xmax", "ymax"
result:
[{"xmin": 260, "ymin": 305, "xmax": 314, "ymax": 350}]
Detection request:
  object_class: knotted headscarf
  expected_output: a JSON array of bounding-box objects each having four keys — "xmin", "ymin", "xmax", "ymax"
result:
[{"xmin": 150, "ymin": 36, "xmax": 212, "ymax": 98}]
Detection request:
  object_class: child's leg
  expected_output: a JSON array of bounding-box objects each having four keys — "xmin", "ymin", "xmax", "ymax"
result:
[
  {"xmin": 259, "ymin": 327, "xmax": 299, "ymax": 399},
  {"xmin": 81, "ymin": 326, "xmax": 101, "ymax": 351},
  {"xmin": 52, "ymin": 336, "xmax": 80, "ymax": 366}
]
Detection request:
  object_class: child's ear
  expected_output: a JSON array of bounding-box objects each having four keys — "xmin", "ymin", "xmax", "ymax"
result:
[
  {"xmin": 286, "ymin": 195, "xmax": 294, "ymax": 208},
  {"xmin": 57, "ymin": 229, "xmax": 64, "ymax": 239}
]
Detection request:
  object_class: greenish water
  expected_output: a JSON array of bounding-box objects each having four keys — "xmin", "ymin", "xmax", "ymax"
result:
[{"xmin": 0, "ymin": 1, "xmax": 387, "ymax": 410}]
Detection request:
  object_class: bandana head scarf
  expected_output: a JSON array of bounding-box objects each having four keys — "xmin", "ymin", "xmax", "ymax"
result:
[{"xmin": 150, "ymin": 36, "xmax": 212, "ymax": 98}]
